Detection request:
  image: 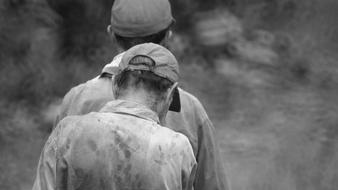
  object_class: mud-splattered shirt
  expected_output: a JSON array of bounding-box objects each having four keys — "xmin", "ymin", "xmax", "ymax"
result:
[
  {"xmin": 33, "ymin": 100, "xmax": 196, "ymax": 190},
  {"xmin": 55, "ymin": 54, "xmax": 230, "ymax": 190}
]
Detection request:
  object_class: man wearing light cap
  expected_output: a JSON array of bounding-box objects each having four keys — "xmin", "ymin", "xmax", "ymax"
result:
[
  {"xmin": 33, "ymin": 43, "xmax": 197, "ymax": 190},
  {"xmin": 56, "ymin": 0, "xmax": 229, "ymax": 189}
]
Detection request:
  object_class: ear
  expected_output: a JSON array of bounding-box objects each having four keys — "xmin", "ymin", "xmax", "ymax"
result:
[
  {"xmin": 107, "ymin": 25, "xmax": 115, "ymax": 36},
  {"xmin": 166, "ymin": 82, "xmax": 178, "ymax": 103},
  {"xmin": 166, "ymin": 29, "xmax": 173, "ymax": 40},
  {"xmin": 161, "ymin": 29, "xmax": 172, "ymax": 45},
  {"xmin": 111, "ymin": 75, "xmax": 119, "ymax": 99}
]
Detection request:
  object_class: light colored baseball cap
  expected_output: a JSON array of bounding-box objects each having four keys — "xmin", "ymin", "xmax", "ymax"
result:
[
  {"xmin": 110, "ymin": 0, "xmax": 174, "ymax": 37},
  {"xmin": 115, "ymin": 43, "xmax": 180, "ymax": 112}
]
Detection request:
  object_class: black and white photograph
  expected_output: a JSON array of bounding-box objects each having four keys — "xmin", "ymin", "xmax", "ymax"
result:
[{"xmin": 1, "ymin": 0, "xmax": 338, "ymax": 190}]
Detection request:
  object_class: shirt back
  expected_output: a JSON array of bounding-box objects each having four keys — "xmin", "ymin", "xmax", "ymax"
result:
[{"xmin": 36, "ymin": 100, "xmax": 196, "ymax": 190}]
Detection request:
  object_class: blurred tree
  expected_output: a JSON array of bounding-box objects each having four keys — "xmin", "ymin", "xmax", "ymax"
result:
[
  {"xmin": 0, "ymin": 0, "xmax": 59, "ymax": 103},
  {"xmin": 46, "ymin": 0, "xmax": 114, "ymax": 61}
]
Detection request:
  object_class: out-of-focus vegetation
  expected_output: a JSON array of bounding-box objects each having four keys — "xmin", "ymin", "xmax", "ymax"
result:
[{"xmin": 1, "ymin": 0, "xmax": 338, "ymax": 190}]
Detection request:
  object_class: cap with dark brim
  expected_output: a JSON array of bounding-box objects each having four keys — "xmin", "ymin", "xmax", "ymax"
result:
[
  {"xmin": 169, "ymin": 87, "xmax": 181, "ymax": 112},
  {"xmin": 118, "ymin": 43, "xmax": 181, "ymax": 112}
]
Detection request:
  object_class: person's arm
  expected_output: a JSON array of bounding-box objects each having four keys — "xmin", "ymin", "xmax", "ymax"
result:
[
  {"xmin": 32, "ymin": 129, "xmax": 59, "ymax": 190},
  {"xmin": 54, "ymin": 86, "xmax": 81, "ymax": 128},
  {"xmin": 192, "ymin": 98, "xmax": 230, "ymax": 190},
  {"xmin": 54, "ymin": 77, "xmax": 114, "ymax": 129},
  {"xmin": 179, "ymin": 136, "xmax": 197, "ymax": 190},
  {"xmin": 54, "ymin": 52, "xmax": 124, "ymax": 128},
  {"xmin": 33, "ymin": 120, "xmax": 72, "ymax": 190}
]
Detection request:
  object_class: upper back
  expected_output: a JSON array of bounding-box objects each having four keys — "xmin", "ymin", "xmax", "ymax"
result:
[
  {"xmin": 58, "ymin": 76, "xmax": 207, "ymax": 152},
  {"xmin": 56, "ymin": 112, "xmax": 195, "ymax": 190},
  {"xmin": 57, "ymin": 76, "xmax": 114, "ymax": 120}
]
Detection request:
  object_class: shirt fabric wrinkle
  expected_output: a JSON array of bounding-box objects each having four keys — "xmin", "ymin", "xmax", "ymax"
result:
[
  {"xmin": 33, "ymin": 99, "xmax": 196, "ymax": 190},
  {"xmin": 49, "ymin": 54, "xmax": 230, "ymax": 190},
  {"xmin": 100, "ymin": 100, "xmax": 160, "ymax": 124}
]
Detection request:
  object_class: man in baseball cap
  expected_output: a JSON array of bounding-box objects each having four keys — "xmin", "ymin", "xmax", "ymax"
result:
[
  {"xmin": 110, "ymin": 0, "xmax": 174, "ymax": 37},
  {"xmin": 33, "ymin": 43, "xmax": 197, "ymax": 190},
  {"xmin": 55, "ymin": 0, "xmax": 229, "ymax": 189}
]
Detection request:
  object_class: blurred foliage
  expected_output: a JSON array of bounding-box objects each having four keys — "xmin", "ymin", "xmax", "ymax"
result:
[
  {"xmin": 1, "ymin": 0, "xmax": 338, "ymax": 190},
  {"xmin": 1, "ymin": 0, "xmax": 338, "ymax": 104}
]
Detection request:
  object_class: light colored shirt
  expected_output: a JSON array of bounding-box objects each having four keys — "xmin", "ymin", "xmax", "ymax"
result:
[
  {"xmin": 55, "ymin": 55, "xmax": 229, "ymax": 190},
  {"xmin": 33, "ymin": 100, "xmax": 196, "ymax": 190}
]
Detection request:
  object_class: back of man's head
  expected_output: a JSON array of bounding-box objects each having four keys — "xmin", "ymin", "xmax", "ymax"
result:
[
  {"xmin": 114, "ymin": 67, "xmax": 173, "ymax": 102},
  {"xmin": 108, "ymin": 0, "xmax": 174, "ymax": 50},
  {"xmin": 112, "ymin": 43, "xmax": 180, "ymax": 113}
]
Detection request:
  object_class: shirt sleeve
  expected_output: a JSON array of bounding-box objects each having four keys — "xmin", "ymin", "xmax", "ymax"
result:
[
  {"xmin": 32, "ymin": 128, "xmax": 60, "ymax": 190},
  {"xmin": 54, "ymin": 82, "xmax": 89, "ymax": 129},
  {"xmin": 192, "ymin": 98, "xmax": 230, "ymax": 190},
  {"xmin": 54, "ymin": 77, "xmax": 113, "ymax": 129},
  {"xmin": 54, "ymin": 88, "xmax": 77, "ymax": 129},
  {"xmin": 180, "ymin": 136, "xmax": 197, "ymax": 190},
  {"xmin": 33, "ymin": 120, "xmax": 72, "ymax": 190}
]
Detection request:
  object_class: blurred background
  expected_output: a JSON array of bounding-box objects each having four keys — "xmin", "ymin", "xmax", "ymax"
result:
[{"xmin": 1, "ymin": 0, "xmax": 338, "ymax": 189}]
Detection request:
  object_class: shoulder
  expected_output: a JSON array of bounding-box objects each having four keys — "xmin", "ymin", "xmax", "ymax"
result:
[
  {"xmin": 176, "ymin": 88, "xmax": 217, "ymax": 144},
  {"xmin": 150, "ymin": 127, "xmax": 196, "ymax": 166},
  {"xmin": 55, "ymin": 113, "xmax": 118, "ymax": 168},
  {"xmin": 55, "ymin": 115, "xmax": 86, "ymax": 136},
  {"xmin": 178, "ymin": 88, "xmax": 209, "ymax": 122},
  {"xmin": 64, "ymin": 76, "xmax": 110, "ymax": 99},
  {"xmin": 63, "ymin": 82, "xmax": 87, "ymax": 103},
  {"xmin": 58, "ymin": 76, "xmax": 113, "ymax": 119},
  {"xmin": 61, "ymin": 77, "xmax": 98, "ymax": 108},
  {"xmin": 153, "ymin": 126, "xmax": 193, "ymax": 153},
  {"xmin": 159, "ymin": 129, "xmax": 196, "ymax": 164},
  {"xmin": 56, "ymin": 113, "xmax": 103, "ymax": 136},
  {"xmin": 55, "ymin": 112, "xmax": 119, "ymax": 151},
  {"xmin": 178, "ymin": 88, "xmax": 199, "ymax": 105}
]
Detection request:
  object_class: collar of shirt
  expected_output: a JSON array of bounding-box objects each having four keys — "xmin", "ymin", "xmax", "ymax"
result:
[
  {"xmin": 101, "ymin": 52, "xmax": 125, "ymax": 75},
  {"xmin": 99, "ymin": 100, "xmax": 160, "ymax": 124}
]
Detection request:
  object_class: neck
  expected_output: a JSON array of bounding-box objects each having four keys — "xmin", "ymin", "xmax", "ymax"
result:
[
  {"xmin": 117, "ymin": 46, "xmax": 125, "ymax": 54},
  {"xmin": 118, "ymin": 89, "xmax": 163, "ymax": 118},
  {"xmin": 119, "ymin": 95, "xmax": 151, "ymax": 109}
]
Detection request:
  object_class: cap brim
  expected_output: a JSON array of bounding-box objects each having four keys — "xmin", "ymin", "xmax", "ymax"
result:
[{"xmin": 169, "ymin": 87, "xmax": 181, "ymax": 112}]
